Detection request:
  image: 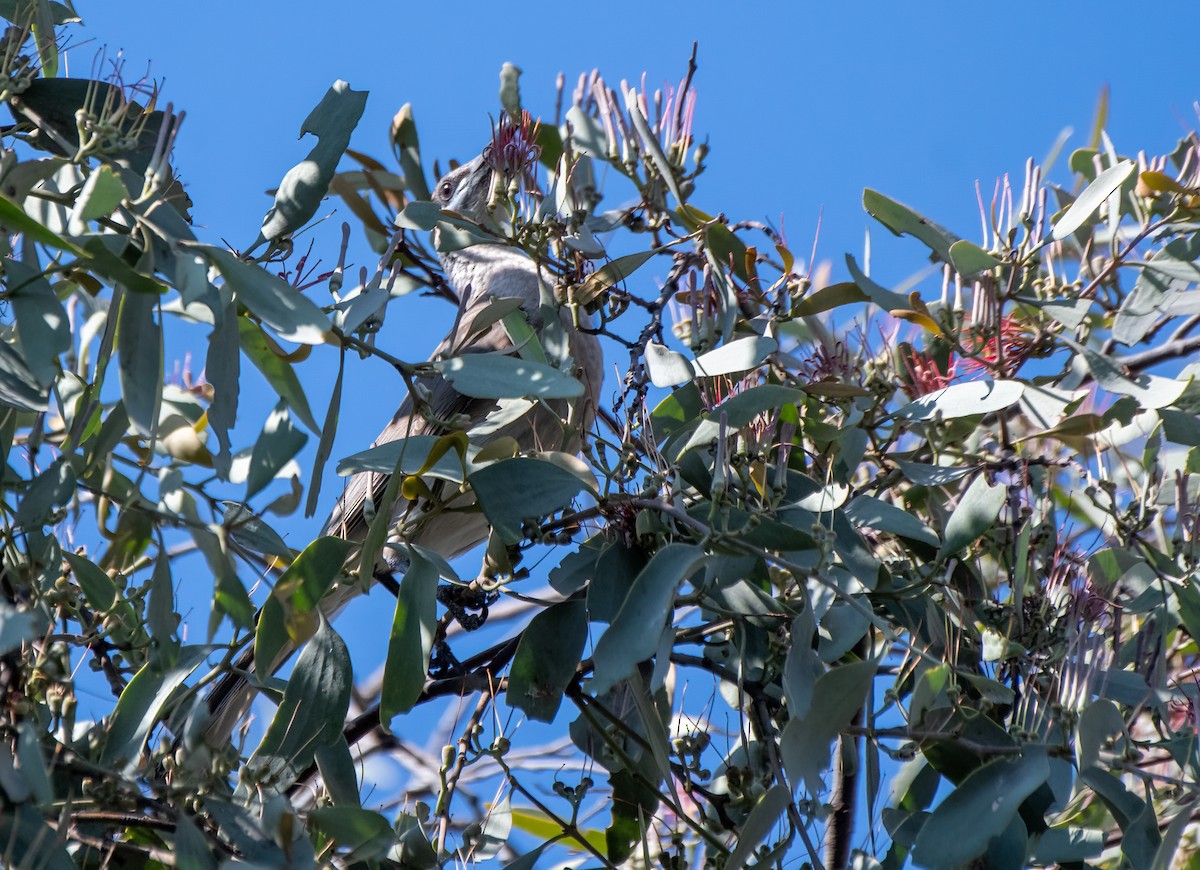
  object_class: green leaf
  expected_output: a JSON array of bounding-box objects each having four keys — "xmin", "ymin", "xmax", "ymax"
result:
[
  {"xmin": 115, "ymin": 287, "xmax": 163, "ymax": 438},
  {"xmin": 939, "ymin": 473, "xmax": 1006, "ymax": 558},
  {"xmin": 844, "ymin": 253, "xmax": 909, "ymax": 311},
  {"xmin": 725, "ymin": 785, "xmax": 791, "ymax": 870},
  {"xmin": 624, "ymin": 86, "xmax": 684, "ymax": 206},
  {"xmin": 305, "ymin": 350, "xmax": 344, "ymax": 518},
  {"xmin": 380, "ymin": 548, "xmax": 438, "ymax": 724},
  {"xmin": 645, "ymin": 341, "xmax": 695, "ymax": 388},
  {"xmin": 432, "ymin": 353, "xmax": 584, "ymax": 399},
  {"xmin": 223, "ymin": 502, "xmax": 293, "ymax": 559},
  {"xmin": 780, "ymin": 659, "xmax": 876, "ymax": 793},
  {"xmin": 590, "ymin": 544, "xmax": 707, "ymax": 694},
  {"xmin": 1065, "ymin": 337, "xmax": 1185, "ymax": 410},
  {"xmin": 1052, "ymin": 160, "xmax": 1135, "ymax": 240},
  {"xmin": 791, "ymin": 281, "xmax": 869, "ymax": 316},
  {"xmin": 863, "ymin": 188, "xmax": 960, "ymax": 263},
  {"xmin": 69, "ymin": 163, "xmax": 128, "ymax": 231},
  {"xmin": 1029, "ymin": 827, "xmax": 1105, "ymax": 864},
  {"xmin": 692, "ymin": 335, "xmax": 777, "ymax": 378},
  {"xmin": 310, "ymin": 807, "xmax": 396, "ymax": 862},
  {"xmin": 0, "ymin": 802, "xmax": 75, "ymax": 870},
  {"xmin": 101, "ymin": 645, "xmax": 211, "ymax": 767},
  {"xmin": 6, "ymin": 259, "xmax": 69, "ymax": 388},
  {"xmin": 577, "ymin": 250, "xmax": 656, "ymax": 305},
  {"xmin": 910, "ymin": 750, "xmax": 1050, "ymax": 870},
  {"xmin": 947, "ymin": 239, "xmax": 1002, "ymax": 276},
  {"xmin": 896, "ymin": 379, "xmax": 1024, "ymax": 421},
  {"xmin": 237, "ymin": 316, "xmax": 319, "ymax": 432},
  {"xmin": 507, "ymin": 600, "xmax": 587, "ymax": 722},
  {"xmin": 469, "ymin": 456, "xmax": 588, "ymax": 544},
  {"xmin": 1079, "ymin": 768, "xmax": 1161, "ymax": 867},
  {"xmin": 0, "ymin": 193, "xmax": 84, "ymax": 254},
  {"xmin": 464, "ymin": 793, "xmax": 512, "ymax": 861},
  {"xmin": 246, "ymin": 401, "xmax": 307, "ymax": 498},
  {"xmin": 892, "ymin": 459, "xmax": 973, "ymax": 486},
  {"xmin": 242, "ymin": 617, "xmax": 352, "ymax": 798},
  {"xmin": 172, "ymin": 815, "xmax": 218, "ymax": 870},
  {"xmin": 0, "ymin": 339, "xmax": 50, "ymax": 411},
  {"xmin": 201, "ymin": 245, "xmax": 331, "ymax": 344},
  {"xmin": 0, "ymin": 602, "xmax": 37, "ymax": 656},
  {"xmin": 256, "ymin": 536, "xmax": 353, "ymax": 674},
  {"xmin": 257, "ymin": 80, "xmax": 369, "ymax": 245},
  {"xmin": 15, "ymin": 453, "xmax": 76, "ymax": 527},
  {"xmin": 1075, "ymin": 698, "xmax": 1126, "ymax": 770},
  {"xmin": 845, "ymin": 494, "xmax": 940, "ymax": 548}
]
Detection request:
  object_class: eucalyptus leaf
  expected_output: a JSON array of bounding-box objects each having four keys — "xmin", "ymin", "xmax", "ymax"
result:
[
  {"xmin": 380, "ymin": 548, "xmax": 438, "ymax": 725},
  {"xmin": 432, "ymin": 354, "xmax": 584, "ymax": 399},
  {"xmin": 242, "ymin": 618, "xmax": 352, "ymax": 799},
  {"xmin": 939, "ymin": 473, "xmax": 1006, "ymax": 557},
  {"xmin": 590, "ymin": 544, "xmax": 707, "ymax": 694},
  {"xmin": 1052, "ymin": 160, "xmax": 1135, "ymax": 240}
]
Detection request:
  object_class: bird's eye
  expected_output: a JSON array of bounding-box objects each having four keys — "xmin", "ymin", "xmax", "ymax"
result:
[{"xmin": 439, "ymin": 180, "xmax": 454, "ymax": 199}]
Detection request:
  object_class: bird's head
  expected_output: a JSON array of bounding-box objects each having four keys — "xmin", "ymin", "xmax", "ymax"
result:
[{"xmin": 432, "ymin": 154, "xmax": 494, "ymax": 221}]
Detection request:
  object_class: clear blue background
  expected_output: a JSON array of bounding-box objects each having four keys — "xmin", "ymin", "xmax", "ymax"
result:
[{"xmin": 58, "ymin": 0, "xmax": 1199, "ymax": 856}]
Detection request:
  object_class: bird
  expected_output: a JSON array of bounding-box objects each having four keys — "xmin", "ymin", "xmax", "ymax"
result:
[{"xmin": 198, "ymin": 151, "xmax": 603, "ymax": 749}]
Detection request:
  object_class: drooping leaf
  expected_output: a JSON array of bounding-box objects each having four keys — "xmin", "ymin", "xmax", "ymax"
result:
[
  {"xmin": 237, "ymin": 316, "xmax": 319, "ymax": 432},
  {"xmin": 116, "ymin": 286, "xmax": 163, "ymax": 437},
  {"xmin": 1052, "ymin": 160, "xmax": 1135, "ymax": 240},
  {"xmin": 101, "ymin": 644, "xmax": 212, "ymax": 767},
  {"xmin": 380, "ymin": 548, "xmax": 438, "ymax": 725},
  {"xmin": 590, "ymin": 544, "xmax": 707, "ymax": 694},
  {"xmin": 507, "ymin": 600, "xmax": 587, "ymax": 722},
  {"xmin": 246, "ymin": 401, "xmax": 308, "ymax": 498},
  {"xmin": 725, "ymin": 785, "xmax": 791, "ymax": 870},
  {"xmin": 309, "ymin": 807, "xmax": 396, "ymax": 862},
  {"xmin": 939, "ymin": 473, "xmax": 1006, "ymax": 558},
  {"xmin": 910, "ymin": 749, "xmax": 1049, "ymax": 870},
  {"xmin": 201, "ymin": 245, "xmax": 331, "ymax": 345},
  {"xmin": 779, "ymin": 659, "xmax": 877, "ymax": 794},
  {"xmin": 6, "ymin": 259, "xmax": 69, "ymax": 388},
  {"xmin": 432, "ymin": 354, "xmax": 584, "ymax": 399},
  {"xmin": 242, "ymin": 618, "xmax": 352, "ymax": 799},
  {"xmin": 469, "ymin": 456, "xmax": 588, "ymax": 544}
]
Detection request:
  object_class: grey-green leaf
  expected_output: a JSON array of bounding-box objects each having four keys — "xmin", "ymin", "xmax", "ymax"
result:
[
  {"xmin": 432, "ymin": 354, "xmax": 584, "ymax": 399},
  {"xmin": 470, "ymin": 456, "xmax": 588, "ymax": 544},
  {"xmin": 507, "ymin": 600, "xmax": 587, "ymax": 722},
  {"xmin": 939, "ymin": 473, "xmax": 1006, "ymax": 557},
  {"xmin": 1052, "ymin": 160, "xmax": 1135, "ymax": 241},
  {"xmin": 380, "ymin": 549, "xmax": 438, "ymax": 725},
  {"xmin": 590, "ymin": 544, "xmax": 707, "ymax": 694},
  {"xmin": 246, "ymin": 401, "xmax": 308, "ymax": 498},
  {"xmin": 896, "ymin": 379, "xmax": 1024, "ymax": 421},
  {"xmin": 242, "ymin": 618, "xmax": 352, "ymax": 798},
  {"xmin": 202, "ymin": 245, "xmax": 331, "ymax": 344},
  {"xmin": 780, "ymin": 659, "xmax": 876, "ymax": 794},
  {"xmin": 910, "ymin": 750, "xmax": 1050, "ymax": 870},
  {"xmin": 116, "ymin": 286, "xmax": 163, "ymax": 437},
  {"xmin": 725, "ymin": 785, "xmax": 791, "ymax": 870},
  {"xmin": 6, "ymin": 259, "xmax": 69, "ymax": 387},
  {"xmin": 692, "ymin": 335, "xmax": 777, "ymax": 378}
]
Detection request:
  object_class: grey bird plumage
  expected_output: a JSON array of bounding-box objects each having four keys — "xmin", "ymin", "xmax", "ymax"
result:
[{"xmin": 200, "ymin": 154, "xmax": 602, "ymax": 747}]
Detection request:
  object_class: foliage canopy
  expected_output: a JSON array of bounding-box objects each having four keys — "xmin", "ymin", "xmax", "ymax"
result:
[{"xmin": 4, "ymin": 7, "xmax": 1200, "ymax": 869}]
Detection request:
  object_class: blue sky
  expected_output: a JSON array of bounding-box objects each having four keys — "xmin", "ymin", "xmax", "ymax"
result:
[{"xmin": 55, "ymin": 0, "xmax": 1200, "ymax": 855}]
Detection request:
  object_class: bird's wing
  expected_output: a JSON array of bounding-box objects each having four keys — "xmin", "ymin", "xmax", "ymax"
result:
[{"xmin": 320, "ymin": 294, "xmax": 525, "ymax": 544}]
